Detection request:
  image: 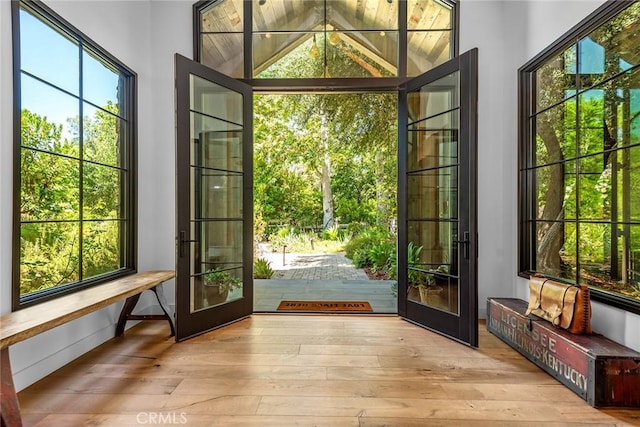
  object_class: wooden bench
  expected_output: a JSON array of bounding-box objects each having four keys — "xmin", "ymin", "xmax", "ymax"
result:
[
  {"xmin": 0, "ymin": 270, "xmax": 176, "ymax": 427},
  {"xmin": 487, "ymin": 298, "xmax": 640, "ymax": 408}
]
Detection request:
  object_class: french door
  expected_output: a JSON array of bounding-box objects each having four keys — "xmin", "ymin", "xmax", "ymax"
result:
[
  {"xmin": 175, "ymin": 54, "xmax": 253, "ymax": 341},
  {"xmin": 398, "ymin": 49, "xmax": 479, "ymax": 346}
]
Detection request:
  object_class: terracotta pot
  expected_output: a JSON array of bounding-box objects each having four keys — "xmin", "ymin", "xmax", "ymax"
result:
[
  {"xmin": 203, "ymin": 283, "xmax": 229, "ymax": 306},
  {"xmin": 418, "ymin": 285, "xmax": 444, "ymax": 305}
]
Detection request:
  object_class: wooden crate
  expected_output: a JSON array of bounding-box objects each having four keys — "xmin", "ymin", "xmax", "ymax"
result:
[{"xmin": 487, "ymin": 298, "xmax": 640, "ymax": 408}]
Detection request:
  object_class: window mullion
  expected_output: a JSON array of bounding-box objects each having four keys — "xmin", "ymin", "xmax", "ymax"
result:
[{"xmin": 78, "ymin": 40, "xmax": 84, "ymax": 281}]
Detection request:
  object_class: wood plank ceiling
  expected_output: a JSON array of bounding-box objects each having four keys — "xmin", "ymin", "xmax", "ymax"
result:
[{"xmin": 200, "ymin": 0, "xmax": 453, "ymax": 78}]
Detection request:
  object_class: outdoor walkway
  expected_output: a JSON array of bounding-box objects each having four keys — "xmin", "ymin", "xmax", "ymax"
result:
[
  {"xmin": 271, "ymin": 252, "xmax": 369, "ymax": 280},
  {"xmin": 254, "ymin": 250, "xmax": 397, "ymax": 313}
]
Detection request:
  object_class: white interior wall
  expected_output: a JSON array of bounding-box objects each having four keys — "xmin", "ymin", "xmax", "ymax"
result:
[
  {"xmin": 458, "ymin": 0, "xmax": 525, "ymax": 318},
  {"xmin": 148, "ymin": 0, "xmax": 194, "ymax": 307},
  {"xmin": 0, "ymin": 0, "xmax": 171, "ymax": 391},
  {"xmin": 1, "ymin": 1, "xmax": 13, "ymax": 320},
  {"xmin": 2, "ymin": 0, "xmax": 639, "ymax": 393}
]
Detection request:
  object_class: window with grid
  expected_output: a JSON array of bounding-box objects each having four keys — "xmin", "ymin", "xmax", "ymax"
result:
[
  {"xmin": 519, "ymin": 1, "xmax": 640, "ymax": 313},
  {"xmin": 13, "ymin": 0, "xmax": 136, "ymax": 308}
]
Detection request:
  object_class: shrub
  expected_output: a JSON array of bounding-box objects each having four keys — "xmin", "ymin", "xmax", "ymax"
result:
[
  {"xmin": 352, "ymin": 248, "xmax": 371, "ymax": 268},
  {"xmin": 203, "ymin": 269, "xmax": 241, "ymax": 292},
  {"xmin": 321, "ymin": 225, "xmax": 341, "ymax": 241},
  {"xmin": 369, "ymin": 240, "xmax": 395, "ymax": 272},
  {"xmin": 345, "ymin": 226, "xmax": 394, "ymax": 269},
  {"xmin": 254, "ymin": 257, "xmax": 274, "ymax": 279},
  {"xmin": 346, "ymin": 222, "xmax": 365, "ymax": 235},
  {"xmin": 387, "ymin": 241, "xmax": 422, "ymax": 280},
  {"xmin": 270, "ymin": 226, "xmax": 296, "ymax": 250}
]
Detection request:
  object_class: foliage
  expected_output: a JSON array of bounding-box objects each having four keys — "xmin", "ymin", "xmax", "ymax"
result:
[
  {"xmin": 254, "ymin": 91, "xmax": 397, "ymax": 238},
  {"xmin": 532, "ymin": 33, "xmax": 640, "ymax": 304},
  {"xmin": 20, "ymin": 106, "xmax": 122, "ymax": 296},
  {"xmin": 254, "ymin": 258, "xmax": 275, "ymax": 279},
  {"xmin": 369, "ymin": 240, "xmax": 395, "ymax": 272},
  {"xmin": 203, "ymin": 269, "xmax": 242, "ymax": 293},
  {"xmin": 321, "ymin": 225, "xmax": 342, "ymax": 241},
  {"xmin": 387, "ymin": 241, "xmax": 427, "ymax": 284},
  {"xmin": 269, "ymin": 228, "xmax": 347, "ymax": 254},
  {"xmin": 344, "ymin": 226, "xmax": 395, "ymax": 270},
  {"xmin": 351, "ymin": 249, "xmax": 370, "ymax": 269}
]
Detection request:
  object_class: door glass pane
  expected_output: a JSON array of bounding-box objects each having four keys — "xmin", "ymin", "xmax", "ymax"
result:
[
  {"xmin": 407, "ymin": 221, "xmax": 459, "ymax": 314},
  {"xmin": 408, "ymin": 110, "xmax": 458, "ymax": 171},
  {"xmin": 188, "ymin": 71, "xmax": 245, "ymax": 315},
  {"xmin": 191, "ymin": 112, "xmax": 243, "ymax": 172},
  {"xmin": 407, "ymin": 72, "xmax": 459, "ymax": 122},
  {"xmin": 406, "ymin": 71, "xmax": 462, "ymax": 317},
  {"xmin": 408, "ymin": 166, "xmax": 458, "ymax": 220},
  {"xmin": 190, "ymin": 221, "xmax": 244, "ymax": 313},
  {"xmin": 193, "ymin": 168, "xmax": 243, "ymax": 220},
  {"xmin": 190, "ymin": 75, "xmax": 243, "ymax": 125}
]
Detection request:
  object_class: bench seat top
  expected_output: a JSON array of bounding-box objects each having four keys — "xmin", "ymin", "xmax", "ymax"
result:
[{"xmin": 0, "ymin": 270, "xmax": 175, "ymax": 349}]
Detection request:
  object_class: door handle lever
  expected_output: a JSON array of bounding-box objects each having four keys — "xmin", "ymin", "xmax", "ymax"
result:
[
  {"xmin": 455, "ymin": 231, "xmax": 470, "ymax": 259},
  {"xmin": 179, "ymin": 231, "xmax": 197, "ymax": 257}
]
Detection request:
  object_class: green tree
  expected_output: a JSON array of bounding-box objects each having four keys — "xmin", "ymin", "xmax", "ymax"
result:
[
  {"xmin": 254, "ymin": 92, "xmax": 397, "ymax": 233},
  {"xmin": 20, "ymin": 104, "xmax": 122, "ymax": 295}
]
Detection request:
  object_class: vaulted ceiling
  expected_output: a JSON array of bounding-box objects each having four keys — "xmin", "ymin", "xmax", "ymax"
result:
[{"xmin": 199, "ymin": 0, "xmax": 454, "ymax": 78}]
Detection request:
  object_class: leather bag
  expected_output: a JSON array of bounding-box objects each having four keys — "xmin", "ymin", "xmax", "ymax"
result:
[{"xmin": 525, "ymin": 276, "xmax": 592, "ymax": 334}]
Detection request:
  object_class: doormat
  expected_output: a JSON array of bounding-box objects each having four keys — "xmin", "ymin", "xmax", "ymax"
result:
[{"xmin": 276, "ymin": 301, "xmax": 373, "ymax": 312}]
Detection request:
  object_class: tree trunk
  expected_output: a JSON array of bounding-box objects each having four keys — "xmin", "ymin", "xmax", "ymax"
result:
[
  {"xmin": 375, "ymin": 150, "xmax": 387, "ymax": 225},
  {"xmin": 536, "ymin": 115, "xmax": 565, "ymax": 275},
  {"xmin": 320, "ymin": 116, "xmax": 335, "ymax": 229}
]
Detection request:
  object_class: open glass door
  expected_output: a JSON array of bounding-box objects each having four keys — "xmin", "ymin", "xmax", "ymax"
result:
[
  {"xmin": 398, "ymin": 49, "xmax": 478, "ymax": 346},
  {"xmin": 175, "ymin": 54, "xmax": 253, "ymax": 341}
]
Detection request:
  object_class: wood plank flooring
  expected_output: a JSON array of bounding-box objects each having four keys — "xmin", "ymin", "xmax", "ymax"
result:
[{"xmin": 17, "ymin": 315, "xmax": 640, "ymax": 426}]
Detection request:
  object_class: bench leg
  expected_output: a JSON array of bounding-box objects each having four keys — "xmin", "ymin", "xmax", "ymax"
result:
[
  {"xmin": 151, "ymin": 286, "xmax": 176, "ymax": 337},
  {"xmin": 1, "ymin": 348, "xmax": 22, "ymax": 427},
  {"xmin": 115, "ymin": 293, "xmax": 142, "ymax": 337},
  {"xmin": 115, "ymin": 284, "xmax": 175, "ymax": 337}
]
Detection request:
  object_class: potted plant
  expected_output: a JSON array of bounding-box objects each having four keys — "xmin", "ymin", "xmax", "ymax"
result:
[
  {"xmin": 412, "ymin": 272, "xmax": 438, "ymax": 303},
  {"xmin": 202, "ymin": 269, "xmax": 241, "ymax": 305}
]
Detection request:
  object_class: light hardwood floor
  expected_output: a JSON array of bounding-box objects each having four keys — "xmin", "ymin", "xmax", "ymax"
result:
[{"xmin": 18, "ymin": 315, "xmax": 640, "ymax": 426}]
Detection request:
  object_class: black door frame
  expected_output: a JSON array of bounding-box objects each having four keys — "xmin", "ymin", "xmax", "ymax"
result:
[
  {"xmin": 175, "ymin": 49, "xmax": 477, "ymax": 343},
  {"xmin": 175, "ymin": 53, "xmax": 253, "ymax": 341},
  {"xmin": 397, "ymin": 48, "xmax": 478, "ymax": 346}
]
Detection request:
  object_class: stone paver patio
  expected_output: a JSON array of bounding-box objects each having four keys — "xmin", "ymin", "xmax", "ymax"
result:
[
  {"xmin": 269, "ymin": 252, "xmax": 369, "ymax": 280},
  {"xmin": 254, "ymin": 249, "xmax": 397, "ymax": 313}
]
